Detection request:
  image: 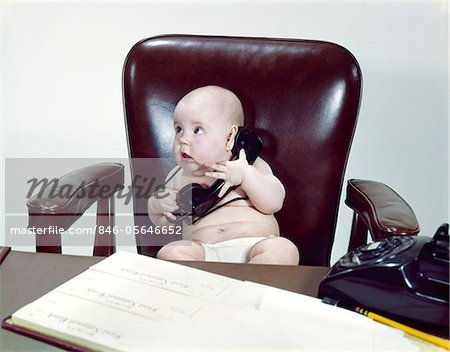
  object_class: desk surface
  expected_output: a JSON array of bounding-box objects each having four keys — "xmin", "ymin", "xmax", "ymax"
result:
[{"xmin": 0, "ymin": 250, "xmax": 329, "ymax": 351}]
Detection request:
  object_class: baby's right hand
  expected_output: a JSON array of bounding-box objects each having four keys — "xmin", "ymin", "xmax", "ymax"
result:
[{"xmin": 148, "ymin": 187, "xmax": 178, "ymax": 221}]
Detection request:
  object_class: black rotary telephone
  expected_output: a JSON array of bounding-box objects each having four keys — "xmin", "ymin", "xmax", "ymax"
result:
[
  {"xmin": 171, "ymin": 127, "xmax": 262, "ymax": 224},
  {"xmin": 319, "ymin": 224, "xmax": 450, "ymax": 338}
]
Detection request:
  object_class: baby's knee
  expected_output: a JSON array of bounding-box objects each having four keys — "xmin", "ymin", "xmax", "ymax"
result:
[
  {"xmin": 250, "ymin": 237, "xmax": 300, "ymax": 265},
  {"xmin": 280, "ymin": 238, "xmax": 300, "ymax": 265},
  {"xmin": 156, "ymin": 241, "xmax": 205, "ymax": 261}
]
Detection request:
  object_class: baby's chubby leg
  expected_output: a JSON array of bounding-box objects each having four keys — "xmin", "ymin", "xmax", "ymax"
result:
[
  {"xmin": 156, "ymin": 240, "xmax": 205, "ymax": 261},
  {"xmin": 248, "ymin": 237, "xmax": 300, "ymax": 265}
]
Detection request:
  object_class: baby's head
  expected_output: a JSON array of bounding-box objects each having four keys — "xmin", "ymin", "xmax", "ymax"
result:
[{"xmin": 173, "ymin": 85, "xmax": 244, "ymax": 172}]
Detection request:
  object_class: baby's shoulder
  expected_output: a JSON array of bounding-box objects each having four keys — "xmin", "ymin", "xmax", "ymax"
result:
[{"xmin": 253, "ymin": 156, "xmax": 274, "ymax": 174}]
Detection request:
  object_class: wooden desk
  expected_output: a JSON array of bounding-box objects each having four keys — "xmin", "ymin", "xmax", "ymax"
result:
[{"xmin": 0, "ymin": 250, "xmax": 329, "ymax": 351}]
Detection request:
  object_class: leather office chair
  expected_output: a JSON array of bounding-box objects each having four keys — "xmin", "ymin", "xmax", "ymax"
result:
[
  {"xmin": 27, "ymin": 35, "xmax": 419, "ymax": 265},
  {"xmin": 27, "ymin": 162, "xmax": 125, "ymax": 256}
]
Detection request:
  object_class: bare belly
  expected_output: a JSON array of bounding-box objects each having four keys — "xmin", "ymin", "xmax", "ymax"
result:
[{"xmin": 186, "ymin": 204, "xmax": 280, "ymax": 243}]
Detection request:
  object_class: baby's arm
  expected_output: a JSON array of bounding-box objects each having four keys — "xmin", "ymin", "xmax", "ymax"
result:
[
  {"xmin": 148, "ymin": 167, "xmax": 179, "ymax": 226},
  {"xmin": 240, "ymin": 157, "xmax": 285, "ymax": 214},
  {"xmin": 205, "ymin": 149, "xmax": 285, "ymax": 214}
]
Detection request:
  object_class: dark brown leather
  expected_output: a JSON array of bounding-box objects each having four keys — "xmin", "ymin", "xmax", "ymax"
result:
[
  {"xmin": 27, "ymin": 162, "xmax": 124, "ymax": 254},
  {"xmin": 123, "ymin": 35, "xmax": 362, "ymax": 265},
  {"xmin": 346, "ymin": 179, "xmax": 420, "ymax": 249},
  {"xmin": 27, "ymin": 162, "xmax": 124, "ymax": 216}
]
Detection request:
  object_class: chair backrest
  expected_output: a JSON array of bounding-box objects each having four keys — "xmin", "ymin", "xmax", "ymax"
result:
[{"xmin": 123, "ymin": 35, "xmax": 362, "ymax": 266}]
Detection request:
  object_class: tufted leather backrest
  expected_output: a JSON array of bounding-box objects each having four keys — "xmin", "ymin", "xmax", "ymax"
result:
[{"xmin": 123, "ymin": 35, "xmax": 362, "ymax": 266}]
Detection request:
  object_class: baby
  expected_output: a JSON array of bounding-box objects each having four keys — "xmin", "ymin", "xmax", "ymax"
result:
[{"xmin": 148, "ymin": 85, "xmax": 299, "ymax": 265}]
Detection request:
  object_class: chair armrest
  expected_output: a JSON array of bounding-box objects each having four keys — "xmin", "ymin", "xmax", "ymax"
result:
[
  {"xmin": 27, "ymin": 162, "xmax": 125, "ymax": 230},
  {"xmin": 345, "ymin": 179, "xmax": 419, "ymax": 249}
]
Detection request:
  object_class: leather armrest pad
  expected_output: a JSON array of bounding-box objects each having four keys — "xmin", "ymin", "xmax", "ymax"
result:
[
  {"xmin": 345, "ymin": 179, "xmax": 419, "ymax": 239},
  {"xmin": 27, "ymin": 162, "xmax": 125, "ymax": 215}
]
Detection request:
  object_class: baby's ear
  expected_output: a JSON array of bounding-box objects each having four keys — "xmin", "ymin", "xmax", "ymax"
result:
[{"xmin": 226, "ymin": 125, "xmax": 239, "ymax": 151}]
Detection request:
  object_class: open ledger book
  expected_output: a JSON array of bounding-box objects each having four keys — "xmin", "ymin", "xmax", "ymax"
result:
[{"xmin": 2, "ymin": 252, "xmax": 437, "ymax": 351}]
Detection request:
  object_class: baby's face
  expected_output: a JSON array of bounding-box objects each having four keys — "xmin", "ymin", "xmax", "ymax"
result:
[{"xmin": 173, "ymin": 96, "xmax": 232, "ymax": 173}]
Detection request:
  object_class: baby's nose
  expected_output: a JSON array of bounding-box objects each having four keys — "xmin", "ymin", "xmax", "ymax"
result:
[{"xmin": 179, "ymin": 136, "xmax": 189, "ymax": 145}]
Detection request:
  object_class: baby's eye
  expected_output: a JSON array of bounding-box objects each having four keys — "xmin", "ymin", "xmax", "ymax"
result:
[
  {"xmin": 193, "ymin": 127, "xmax": 204, "ymax": 135},
  {"xmin": 175, "ymin": 126, "xmax": 183, "ymax": 135}
]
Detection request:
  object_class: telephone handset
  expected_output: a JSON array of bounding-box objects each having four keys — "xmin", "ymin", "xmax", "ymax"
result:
[
  {"xmin": 319, "ymin": 224, "xmax": 450, "ymax": 337},
  {"xmin": 172, "ymin": 127, "xmax": 262, "ymax": 224}
]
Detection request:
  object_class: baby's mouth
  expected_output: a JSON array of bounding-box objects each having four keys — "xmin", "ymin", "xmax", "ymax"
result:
[{"xmin": 181, "ymin": 152, "xmax": 193, "ymax": 160}]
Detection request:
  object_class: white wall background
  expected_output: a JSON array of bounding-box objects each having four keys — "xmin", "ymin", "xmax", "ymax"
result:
[{"xmin": 1, "ymin": 0, "xmax": 448, "ymax": 264}]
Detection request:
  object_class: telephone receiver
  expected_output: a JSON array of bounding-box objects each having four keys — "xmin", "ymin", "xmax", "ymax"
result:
[{"xmin": 172, "ymin": 127, "xmax": 262, "ymax": 223}]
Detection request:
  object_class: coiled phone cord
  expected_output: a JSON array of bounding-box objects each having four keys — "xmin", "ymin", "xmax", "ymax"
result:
[{"xmin": 154, "ymin": 165, "xmax": 249, "ymax": 224}]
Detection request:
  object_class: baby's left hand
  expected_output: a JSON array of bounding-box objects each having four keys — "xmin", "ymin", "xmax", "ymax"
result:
[{"xmin": 204, "ymin": 149, "xmax": 249, "ymax": 198}]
